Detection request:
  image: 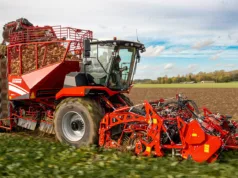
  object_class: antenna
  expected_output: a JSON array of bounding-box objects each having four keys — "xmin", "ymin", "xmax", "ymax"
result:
[{"xmin": 136, "ymin": 29, "xmax": 140, "ymax": 43}]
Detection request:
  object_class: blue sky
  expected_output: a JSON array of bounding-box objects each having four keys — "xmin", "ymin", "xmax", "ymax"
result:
[{"xmin": 0, "ymin": 0, "xmax": 238, "ymax": 79}]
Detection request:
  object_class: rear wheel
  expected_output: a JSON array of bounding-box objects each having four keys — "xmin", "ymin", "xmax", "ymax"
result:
[{"xmin": 54, "ymin": 98, "xmax": 103, "ymax": 147}]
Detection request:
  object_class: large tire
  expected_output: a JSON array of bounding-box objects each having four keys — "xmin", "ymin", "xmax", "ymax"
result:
[{"xmin": 54, "ymin": 97, "xmax": 103, "ymax": 147}]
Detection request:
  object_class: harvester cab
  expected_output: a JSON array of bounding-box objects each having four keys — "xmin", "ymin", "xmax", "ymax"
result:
[{"xmin": 76, "ymin": 39, "xmax": 145, "ymax": 91}]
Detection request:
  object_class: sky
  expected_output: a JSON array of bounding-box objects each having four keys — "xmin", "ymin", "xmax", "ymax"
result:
[{"xmin": 0, "ymin": 0, "xmax": 238, "ymax": 79}]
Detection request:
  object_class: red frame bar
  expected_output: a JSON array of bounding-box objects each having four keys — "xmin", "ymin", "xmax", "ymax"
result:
[
  {"xmin": 19, "ymin": 45, "xmax": 22, "ymax": 75},
  {"xmin": 9, "ymin": 26, "xmax": 93, "ymax": 45},
  {"xmin": 35, "ymin": 44, "xmax": 38, "ymax": 69}
]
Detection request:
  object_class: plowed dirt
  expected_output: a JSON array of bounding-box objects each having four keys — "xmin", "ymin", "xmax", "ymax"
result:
[{"xmin": 128, "ymin": 88, "xmax": 238, "ymax": 120}]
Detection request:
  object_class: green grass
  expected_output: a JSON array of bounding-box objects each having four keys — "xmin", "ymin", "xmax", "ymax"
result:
[
  {"xmin": 0, "ymin": 133, "xmax": 237, "ymax": 178},
  {"xmin": 134, "ymin": 83, "xmax": 238, "ymax": 88}
]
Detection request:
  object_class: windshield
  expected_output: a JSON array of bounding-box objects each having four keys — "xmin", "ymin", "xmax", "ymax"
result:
[
  {"xmin": 86, "ymin": 44, "xmax": 114, "ymax": 84},
  {"xmin": 86, "ymin": 43, "xmax": 137, "ymax": 90},
  {"xmin": 109, "ymin": 47, "xmax": 136, "ymax": 90}
]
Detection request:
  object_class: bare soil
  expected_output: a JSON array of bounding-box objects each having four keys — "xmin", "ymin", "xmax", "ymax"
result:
[{"xmin": 127, "ymin": 88, "xmax": 238, "ymax": 120}]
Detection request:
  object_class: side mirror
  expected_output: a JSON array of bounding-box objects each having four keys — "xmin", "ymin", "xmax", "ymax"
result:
[{"xmin": 83, "ymin": 39, "xmax": 91, "ymax": 58}]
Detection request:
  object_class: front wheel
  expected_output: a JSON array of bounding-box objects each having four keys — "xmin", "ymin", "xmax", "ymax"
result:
[{"xmin": 54, "ymin": 98, "xmax": 103, "ymax": 147}]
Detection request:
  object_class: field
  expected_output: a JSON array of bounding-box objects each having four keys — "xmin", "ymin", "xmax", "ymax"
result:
[
  {"xmin": 0, "ymin": 86, "xmax": 238, "ymax": 177},
  {"xmin": 134, "ymin": 83, "xmax": 238, "ymax": 88},
  {"xmin": 0, "ymin": 133, "xmax": 237, "ymax": 178}
]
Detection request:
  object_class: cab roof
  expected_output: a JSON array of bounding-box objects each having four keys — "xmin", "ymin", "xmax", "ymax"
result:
[{"xmin": 90, "ymin": 40, "xmax": 146, "ymax": 53}]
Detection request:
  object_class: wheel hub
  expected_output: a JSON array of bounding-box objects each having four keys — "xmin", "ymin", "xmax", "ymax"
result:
[
  {"xmin": 71, "ymin": 120, "xmax": 84, "ymax": 131},
  {"xmin": 62, "ymin": 111, "xmax": 86, "ymax": 142}
]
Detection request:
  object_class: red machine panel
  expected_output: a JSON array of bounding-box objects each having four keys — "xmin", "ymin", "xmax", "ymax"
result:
[{"xmin": 6, "ymin": 25, "xmax": 91, "ymax": 100}]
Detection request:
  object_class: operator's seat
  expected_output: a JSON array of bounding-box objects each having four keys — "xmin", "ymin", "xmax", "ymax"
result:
[{"xmin": 86, "ymin": 57, "xmax": 109, "ymax": 85}]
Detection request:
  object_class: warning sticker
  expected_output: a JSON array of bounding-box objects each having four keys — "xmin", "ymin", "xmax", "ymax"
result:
[
  {"xmin": 30, "ymin": 92, "xmax": 35, "ymax": 99},
  {"xmin": 146, "ymin": 147, "xmax": 151, "ymax": 152},
  {"xmin": 153, "ymin": 118, "xmax": 157, "ymax": 124},
  {"xmin": 204, "ymin": 144, "xmax": 210, "ymax": 153}
]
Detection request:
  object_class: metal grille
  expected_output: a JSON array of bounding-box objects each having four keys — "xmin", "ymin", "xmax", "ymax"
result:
[{"xmin": 9, "ymin": 25, "xmax": 93, "ymax": 45}]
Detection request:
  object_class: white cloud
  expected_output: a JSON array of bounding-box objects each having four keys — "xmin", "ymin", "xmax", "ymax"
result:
[
  {"xmin": 137, "ymin": 65, "xmax": 149, "ymax": 70},
  {"xmin": 188, "ymin": 64, "xmax": 198, "ymax": 70},
  {"xmin": 225, "ymin": 64, "xmax": 236, "ymax": 68},
  {"xmin": 137, "ymin": 64, "xmax": 160, "ymax": 71},
  {"xmin": 156, "ymin": 48, "xmax": 238, "ymax": 60},
  {"xmin": 210, "ymin": 54, "xmax": 221, "ymax": 60},
  {"xmin": 209, "ymin": 50, "xmax": 226, "ymax": 60},
  {"xmin": 192, "ymin": 40, "xmax": 214, "ymax": 49},
  {"xmin": 216, "ymin": 63, "xmax": 236, "ymax": 68},
  {"xmin": 135, "ymin": 64, "xmax": 161, "ymax": 79},
  {"xmin": 187, "ymin": 64, "xmax": 200, "ymax": 73},
  {"xmin": 98, "ymin": 24, "xmax": 108, "ymax": 29},
  {"xmin": 1, "ymin": 0, "xmax": 237, "ymax": 42},
  {"xmin": 164, "ymin": 63, "xmax": 175, "ymax": 70},
  {"xmin": 142, "ymin": 46, "xmax": 165, "ymax": 57},
  {"xmin": 172, "ymin": 48, "xmax": 186, "ymax": 53}
]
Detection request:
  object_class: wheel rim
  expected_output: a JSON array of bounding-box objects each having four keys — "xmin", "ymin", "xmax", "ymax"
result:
[{"xmin": 62, "ymin": 111, "xmax": 86, "ymax": 142}]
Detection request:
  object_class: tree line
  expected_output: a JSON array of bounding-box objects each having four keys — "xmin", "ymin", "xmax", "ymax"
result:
[{"xmin": 134, "ymin": 70, "xmax": 238, "ymax": 84}]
